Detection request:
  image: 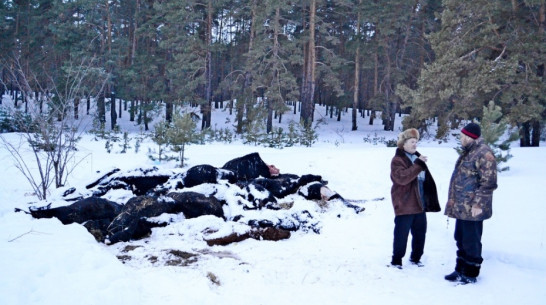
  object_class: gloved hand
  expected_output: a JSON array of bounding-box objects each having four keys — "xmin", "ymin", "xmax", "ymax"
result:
[{"xmin": 471, "ymin": 205, "xmax": 483, "ymax": 217}]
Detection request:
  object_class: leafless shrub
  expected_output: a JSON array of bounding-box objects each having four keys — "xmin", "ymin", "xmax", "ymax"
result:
[{"xmin": 0, "ymin": 56, "xmax": 109, "ymax": 200}]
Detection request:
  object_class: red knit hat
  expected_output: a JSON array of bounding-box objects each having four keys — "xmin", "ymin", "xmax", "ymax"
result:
[{"xmin": 461, "ymin": 123, "xmax": 481, "ymax": 139}]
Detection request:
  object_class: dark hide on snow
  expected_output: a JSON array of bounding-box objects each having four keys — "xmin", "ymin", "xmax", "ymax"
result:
[
  {"xmin": 183, "ymin": 165, "xmax": 218, "ymax": 187},
  {"xmin": 29, "ymin": 197, "xmax": 122, "ymax": 225},
  {"xmin": 106, "ymin": 192, "xmax": 225, "ymax": 244},
  {"xmin": 86, "ymin": 167, "xmax": 171, "ymax": 197},
  {"xmin": 120, "ymin": 175, "xmax": 171, "ymax": 196},
  {"xmin": 298, "ymin": 182, "xmax": 324, "ymax": 201},
  {"xmin": 245, "ymin": 210, "xmax": 319, "ymax": 233},
  {"xmin": 107, "ymin": 196, "xmax": 173, "ymax": 244},
  {"xmin": 85, "ymin": 168, "xmax": 121, "ymax": 189},
  {"xmin": 82, "ymin": 219, "xmax": 115, "ymax": 242},
  {"xmin": 167, "ymin": 191, "xmax": 224, "ymax": 219},
  {"xmin": 182, "ymin": 164, "xmax": 236, "ymax": 188},
  {"xmin": 250, "ymin": 174, "xmax": 324, "ymax": 198},
  {"xmin": 243, "ymin": 183, "xmax": 278, "ymax": 210},
  {"xmin": 26, "ymin": 153, "xmax": 361, "ymax": 244},
  {"xmin": 221, "ymin": 152, "xmax": 271, "ymax": 181},
  {"xmin": 96, "ymin": 175, "xmax": 171, "ymax": 196}
]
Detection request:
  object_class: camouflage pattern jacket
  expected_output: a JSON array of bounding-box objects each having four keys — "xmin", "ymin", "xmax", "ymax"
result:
[{"xmin": 445, "ymin": 138, "xmax": 497, "ymax": 221}]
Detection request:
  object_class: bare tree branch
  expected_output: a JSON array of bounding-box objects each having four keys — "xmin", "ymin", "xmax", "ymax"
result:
[{"xmin": 0, "ymin": 55, "xmax": 109, "ymax": 199}]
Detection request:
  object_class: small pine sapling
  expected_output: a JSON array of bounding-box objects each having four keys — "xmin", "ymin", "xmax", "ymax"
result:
[
  {"xmin": 167, "ymin": 113, "xmax": 202, "ymax": 167},
  {"xmin": 480, "ymin": 101, "xmax": 518, "ymax": 172}
]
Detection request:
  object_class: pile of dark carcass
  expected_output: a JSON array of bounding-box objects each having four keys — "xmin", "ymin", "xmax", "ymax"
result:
[{"xmin": 22, "ymin": 153, "xmax": 366, "ymax": 246}]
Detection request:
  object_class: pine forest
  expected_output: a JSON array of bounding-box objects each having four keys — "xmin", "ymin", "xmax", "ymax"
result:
[{"xmin": 0, "ymin": 0, "xmax": 544, "ymax": 146}]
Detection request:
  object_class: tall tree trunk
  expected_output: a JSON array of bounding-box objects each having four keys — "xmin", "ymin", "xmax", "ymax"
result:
[
  {"xmin": 39, "ymin": 92, "xmax": 44, "ymax": 114},
  {"xmin": 369, "ymin": 47, "xmax": 379, "ymax": 125},
  {"xmin": 105, "ymin": 0, "xmax": 115, "ymax": 130},
  {"xmin": 23, "ymin": 91, "xmax": 28, "ymax": 114},
  {"xmin": 97, "ymin": 94, "xmax": 106, "ymax": 128},
  {"xmin": 166, "ymin": 101, "xmax": 173, "ymax": 123},
  {"xmin": 236, "ymin": 0, "xmax": 258, "ymax": 134},
  {"xmin": 300, "ymin": 0, "xmax": 316, "ymax": 129},
  {"xmin": 118, "ymin": 96, "xmax": 122, "ymax": 118},
  {"xmin": 106, "ymin": 0, "xmax": 112, "ymax": 54},
  {"xmin": 143, "ymin": 100, "xmax": 149, "ymax": 131},
  {"xmin": 165, "ymin": 73, "xmax": 173, "ymax": 123},
  {"xmin": 352, "ymin": 0, "xmax": 362, "ymax": 131},
  {"xmin": 352, "ymin": 46, "xmax": 359, "ymax": 132},
  {"xmin": 110, "ymin": 91, "xmax": 117, "ymax": 129},
  {"xmin": 130, "ymin": 100, "xmax": 135, "ymax": 122},
  {"xmin": 201, "ymin": 0, "xmax": 213, "ymax": 130},
  {"xmin": 267, "ymin": 6, "xmax": 282, "ymax": 134},
  {"xmin": 519, "ymin": 122, "xmax": 530, "ymax": 146},
  {"xmin": 126, "ymin": 1, "xmax": 139, "ymax": 124},
  {"xmin": 133, "ymin": 0, "xmax": 140, "ymax": 66},
  {"xmin": 382, "ymin": 38, "xmax": 396, "ymax": 131},
  {"xmin": 74, "ymin": 97, "xmax": 79, "ymax": 119}
]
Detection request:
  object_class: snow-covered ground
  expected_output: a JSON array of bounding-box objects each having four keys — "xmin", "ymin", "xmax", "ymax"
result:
[{"xmin": 1, "ymin": 99, "xmax": 545, "ymax": 305}]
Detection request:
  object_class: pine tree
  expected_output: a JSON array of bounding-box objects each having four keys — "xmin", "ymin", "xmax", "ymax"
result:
[
  {"xmin": 149, "ymin": 121, "xmax": 171, "ymax": 164},
  {"xmin": 167, "ymin": 113, "xmax": 202, "ymax": 168},
  {"xmin": 247, "ymin": 0, "xmax": 299, "ymax": 133},
  {"xmin": 398, "ymin": 0, "xmax": 545, "ymax": 142},
  {"xmin": 480, "ymin": 101, "xmax": 519, "ymax": 172},
  {"xmin": 158, "ymin": 0, "xmax": 224, "ymax": 131}
]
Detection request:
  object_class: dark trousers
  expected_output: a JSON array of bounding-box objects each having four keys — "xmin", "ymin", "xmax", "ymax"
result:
[
  {"xmin": 392, "ymin": 212, "xmax": 427, "ymax": 265},
  {"xmin": 454, "ymin": 219, "xmax": 484, "ymax": 277}
]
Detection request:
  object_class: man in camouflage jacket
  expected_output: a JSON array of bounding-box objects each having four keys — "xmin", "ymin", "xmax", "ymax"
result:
[{"xmin": 444, "ymin": 122, "xmax": 497, "ymax": 284}]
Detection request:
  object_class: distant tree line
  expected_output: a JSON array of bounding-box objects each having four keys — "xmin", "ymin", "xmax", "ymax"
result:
[{"xmin": 0, "ymin": 0, "xmax": 544, "ymax": 145}]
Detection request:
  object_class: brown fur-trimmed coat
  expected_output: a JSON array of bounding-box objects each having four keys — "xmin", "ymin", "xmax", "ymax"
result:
[{"xmin": 390, "ymin": 148, "xmax": 441, "ymax": 216}]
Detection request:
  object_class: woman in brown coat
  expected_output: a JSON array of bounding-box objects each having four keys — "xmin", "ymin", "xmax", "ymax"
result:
[{"xmin": 390, "ymin": 128, "xmax": 440, "ymax": 268}]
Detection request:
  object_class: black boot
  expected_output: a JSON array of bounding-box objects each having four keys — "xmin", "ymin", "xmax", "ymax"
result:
[
  {"xmin": 410, "ymin": 254, "xmax": 423, "ymax": 267},
  {"xmin": 459, "ymin": 262, "xmax": 480, "ymax": 284},
  {"xmin": 445, "ymin": 258, "xmax": 465, "ymax": 282},
  {"xmin": 390, "ymin": 257, "xmax": 403, "ymax": 269},
  {"xmin": 458, "ymin": 275, "xmax": 477, "ymax": 284},
  {"xmin": 464, "ymin": 262, "xmax": 481, "ymax": 277},
  {"xmin": 410, "ymin": 260, "xmax": 424, "ymax": 267},
  {"xmin": 444, "ymin": 271, "xmax": 461, "ymax": 281}
]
